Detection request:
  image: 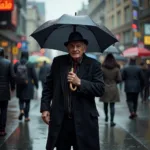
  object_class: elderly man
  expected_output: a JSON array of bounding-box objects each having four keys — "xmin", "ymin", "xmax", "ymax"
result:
[{"xmin": 41, "ymin": 32, "xmax": 104, "ymax": 150}]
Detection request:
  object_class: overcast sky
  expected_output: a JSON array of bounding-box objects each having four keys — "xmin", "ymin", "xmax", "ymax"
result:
[{"xmin": 32, "ymin": 0, "xmax": 88, "ymax": 20}]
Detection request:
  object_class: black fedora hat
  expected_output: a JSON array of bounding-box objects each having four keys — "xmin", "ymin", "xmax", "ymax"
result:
[{"xmin": 64, "ymin": 32, "xmax": 88, "ymax": 46}]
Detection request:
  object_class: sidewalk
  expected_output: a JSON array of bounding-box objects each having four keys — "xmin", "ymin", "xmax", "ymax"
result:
[
  {"xmin": 96, "ymin": 91, "xmax": 150, "ymax": 149},
  {"xmin": 0, "ymin": 89, "xmax": 150, "ymax": 150},
  {"xmin": 0, "ymin": 97, "xmax": 39, "ymax": 147}
]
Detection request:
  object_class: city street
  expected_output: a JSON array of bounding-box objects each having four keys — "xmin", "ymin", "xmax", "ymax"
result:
[{"xmin": 0, "ymin": 88, "xmax": 150, "ymax": 150}]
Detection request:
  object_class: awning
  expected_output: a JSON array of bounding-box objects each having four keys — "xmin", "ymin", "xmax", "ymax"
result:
[
  {"xmin": 0, "ymin": 30, "xmax": 20, "ymax": 43},
  {"xmin": 123, "ymin": 47, "xmax": 150, "ymax": 57}
]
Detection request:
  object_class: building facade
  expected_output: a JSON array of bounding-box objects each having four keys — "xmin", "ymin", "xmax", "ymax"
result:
[
  {"xmin": 105, "ymin": 0, "xmax": 132, "ymax": 50},
  {"xmin": 139, "ymin": 0, "xmax": 150, "ymax": 49},
  {"xmin": 26, "ymin": 4, "xmax": 40, "ymax": 53},
  {"xmin": 77, "ymin": 2, "xmax": 88, "ymax": 15},
  {"xmin": 88, "ymin": 0, "xmax": 106, "ymax": 25},
  {"xmin": 0, "ymin": 0, "xmax": 27, "ymax": 61},
  {"xmin": 26, "ymin": 1, "xmax": 46, "ymax": 53}
]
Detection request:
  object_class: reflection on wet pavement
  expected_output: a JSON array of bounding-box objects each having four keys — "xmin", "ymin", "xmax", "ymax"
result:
[{"xmin": 0, "ymin": 92, "xmax": 150, "ymax": 150}]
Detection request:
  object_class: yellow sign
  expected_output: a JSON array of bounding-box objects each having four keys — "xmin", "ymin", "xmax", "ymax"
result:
[
  {"xmin": 12, "ymin": 46, "xmax": 18, "ymax": 55},
  {"xmin": 144, "ymin": 36, "xmax": 150, "ymax": 45},
  {"xmin": 134, "ymin": 32, "xmax": 141, "ymax": 38}
]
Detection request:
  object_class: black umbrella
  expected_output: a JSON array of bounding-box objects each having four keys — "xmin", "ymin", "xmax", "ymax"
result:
[
  {"xmin": 31, "ymin": 14, "xmax": 118, "ymax": 53},
  {"xmin": 104, "ymin": 45, "xmax": 121, "ymax": 54}
]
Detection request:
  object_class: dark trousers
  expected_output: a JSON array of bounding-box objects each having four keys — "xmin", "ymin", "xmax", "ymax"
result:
[
  {"xmin": 0, "ymin": 101, "xmax": 8, "ymax": 131},
  {"xmin": 141, "ymin": 86, "xmax": 149, "ymax": 101},
  {"xmin": 19, "ymin": 99, "xmax": 30, "ymax": 118},
  {"xmin": 104, "ymin": 102, "xmax": 115, "ymax": 122},
  {"xmin": 126, "ymin": 92, "xmax": 139, "ymax": 113},
  {"xmin": 56, "ymin": 116, "xmax": 78, "ymax": 150}
]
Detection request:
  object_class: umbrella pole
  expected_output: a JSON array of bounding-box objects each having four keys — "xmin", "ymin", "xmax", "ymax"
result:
[{"xmin": 73, "ymin": 12, "xmax": 77, "ymax": 32}]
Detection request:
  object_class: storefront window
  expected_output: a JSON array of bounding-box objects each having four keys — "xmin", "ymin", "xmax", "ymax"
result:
[{"xmin": 124, "ymin": 30, "xmax": 132, "ymax": 44}]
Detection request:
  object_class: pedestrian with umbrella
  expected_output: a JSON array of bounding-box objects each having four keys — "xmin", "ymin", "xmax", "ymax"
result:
[{"xmin": 31, "ymin": 14, "xmax": 118, "ymax": 150}]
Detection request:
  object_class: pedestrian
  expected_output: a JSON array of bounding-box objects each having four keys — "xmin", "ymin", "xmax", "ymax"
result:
[
  {"xmin": 14, "ymin": 51, "xmax": 38, "ymax": 122},
  {"xmin": 140, "ymin": 62, "xmax": 150, "ymax": 102},
  {"xmin": 40, "ymin": 31, "xmax": 105, "ymax": 150},
  {"xmin": 100, "ymin": 53, "xmax": 122, "ymax": 127},
  {"xmin": 0, "ymin": 47, "xmax": 15, "ymax": 136},
  {"xmin": 39, "ymin": 61, "xmax": 50, "ymax": 88},
  {"xmin": 122, "ymin": 57, "xmax": 144, "ymax": 119}
]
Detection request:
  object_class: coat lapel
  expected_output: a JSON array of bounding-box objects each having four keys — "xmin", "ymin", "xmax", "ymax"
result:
[{"xmin": 60, "ymin": 55, "xmax": 70, "ymax": 94}]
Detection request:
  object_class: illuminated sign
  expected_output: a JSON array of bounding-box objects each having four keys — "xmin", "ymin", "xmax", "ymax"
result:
[
  {"xmin": 0, "ymin": 0, "xmax": 14, "ymax": 11},
  {"xmin": 1, "ymin": 41, "xmax": 8, "ymax": 47},
  {"xmin": 132, "ymin": 10, "xmax": 138, "ymax": 20},
  {"xmin": 144, "ymin": 36, "xmax": 150, "ymax": 45}
]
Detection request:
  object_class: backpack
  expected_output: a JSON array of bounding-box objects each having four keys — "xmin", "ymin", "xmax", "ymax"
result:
[{"xmin": 15, "ymin": 62, "xmax": 28, "ymax": 85}]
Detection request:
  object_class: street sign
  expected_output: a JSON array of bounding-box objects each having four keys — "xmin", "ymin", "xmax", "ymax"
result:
[
  {"xmin": 0, "ymin": 0, "xmax": 14, "ymax": 11},
  {"xmin": 134, "ymin": 32, "xmax": 141, "ymax": 38},
  {"xmin": 12, "ymin": 46, "xmax": 18, "ymax": 55},
  {"xmin": 144, "ymin": 36, "xmax": 150, "ymax": 45},
  {"xmin": 144, "ymin": 24, "xmax": 150, "ymax": 35}
]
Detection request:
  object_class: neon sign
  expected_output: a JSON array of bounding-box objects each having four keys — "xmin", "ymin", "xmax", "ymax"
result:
[{"xmin": 0, "ymin": 0, "xmax": 14, "ymax": 11}]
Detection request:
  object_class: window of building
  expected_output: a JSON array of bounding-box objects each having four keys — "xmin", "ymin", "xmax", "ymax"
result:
[
  {"xmin": 124, "ymin": 6, "xmax": 131, "ymax": 22},
  {"xmin": 124, "ymin": 30, "xmax": 132, "ymax": 44},
  {"xmin": 110, "ymin": 0, "xmax": 114, "ymax": 9},
  {"xmin": 112, "ymin": 15, "xmax": 115, "ymax": 28},
  {"xmin": 117, "ymin": 11, "xmax": 121, "ymax": 27},
  {"xmin": 116, "ymin": 0, "xmax": 121, "ymax": 5}
]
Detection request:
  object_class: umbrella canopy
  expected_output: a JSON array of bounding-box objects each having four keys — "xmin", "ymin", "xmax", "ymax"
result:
[
  {"xmin": 37, "ymin": 56, "xmax": 51, "ymax": 63},
  {"xmin": 28, "ymin": 55, "xmax": 40, "ymax": 63},
  {"xmin": 31, "ymin": 14, "xmax": 118, "ymax": 53},
  {"xmin": 104, "ymin": 45, "xmax": 121, "ymax": 54},
  {"xmin": 123, "ymin": 47, "xmax": 150, "ymax": 57},
  {"xmin": 113, "ymin": 54, "xmax": 127, "ymax": 62}
]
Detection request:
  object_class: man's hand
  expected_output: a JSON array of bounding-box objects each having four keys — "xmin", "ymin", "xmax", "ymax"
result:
[
  {"xmin": 67, "ymin": 72, "xmax": 81, "ymax": 86},
  {"xmin": 42, "ymin": 111, "xmax": 50, "ymax": 125}
]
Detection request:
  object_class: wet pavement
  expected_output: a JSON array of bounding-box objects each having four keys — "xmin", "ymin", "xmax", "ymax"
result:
[{"xmin": 0, "ymin": 89, "xmax": 150, "ymax": 150}]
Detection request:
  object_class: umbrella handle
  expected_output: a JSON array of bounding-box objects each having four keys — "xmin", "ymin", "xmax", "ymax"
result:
[{"xmin": 69, "ymin": 68, "xmax": 77, "ymax": 91}]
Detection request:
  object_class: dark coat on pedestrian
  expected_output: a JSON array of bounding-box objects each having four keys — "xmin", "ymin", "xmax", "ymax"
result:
[
  {"xmin": 39, "ymin": 63, "xmax": 50, "ymax": 83},
  {"xmin": 0, "ymin": 56, "xmax": 15, "ymax": 101},
  {"xmin": 122, "ymin": 61, "xmax": 144, "ymax": 93},
  {"xmin": 100, "ymin": 66, "xmax": 121, "ymax": 103},
  {"xmin": 14, "ymin": 53, "xmax": 38, "ymax": 100},
  {"xmin": 40, "ymin": 54, "xmax": 105, "ymax": 150}
]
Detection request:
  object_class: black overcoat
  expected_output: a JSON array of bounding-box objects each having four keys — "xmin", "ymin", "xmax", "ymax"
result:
[
  {"xmin": 40, "ymin": 54, "xmax": 104, "ymax": 150},
  {"xmin": 122, "ymin": 64, "xmax": 144, "ymax": 93},
  {"xmin": 0, "ymin": 57, "xmax": 15, "ymax": 101},
  {"xmin": 14, "ymin": 59, "xmax": 38, "ymax": 100}
]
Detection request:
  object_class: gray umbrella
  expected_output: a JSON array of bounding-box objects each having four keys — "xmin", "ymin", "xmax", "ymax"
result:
[
  {"xmin": 31, "ymin": 14, "xmax": 118, "ymax": 53},
  {"xmin": 104, "ymin": 45, "xmax": 121, "ymax": 54},
  {"xmin": 113, "ymin": 54, "xmax": 127, "ymax": 62}
]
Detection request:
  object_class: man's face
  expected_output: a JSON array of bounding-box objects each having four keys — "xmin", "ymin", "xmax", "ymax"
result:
[{"xmin": 67, "ymin": 41, "xmax": 87, "ymax": 59}]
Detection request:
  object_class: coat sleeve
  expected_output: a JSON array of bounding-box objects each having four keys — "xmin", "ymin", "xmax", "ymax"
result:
[
  {"xmin": 78, "ymin": 62, "xmax": 105, "ymax": 97},
  {"xmin": 116, "ymin": 68, "xmax": 122, "ymax": 83},
  {"xmin": 40, "ymin": 59, "xmax": 55, "ymax": 113},
  {"xmin": 31, "ymin": 65, "xmax": 39, "ymax": 89}
]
